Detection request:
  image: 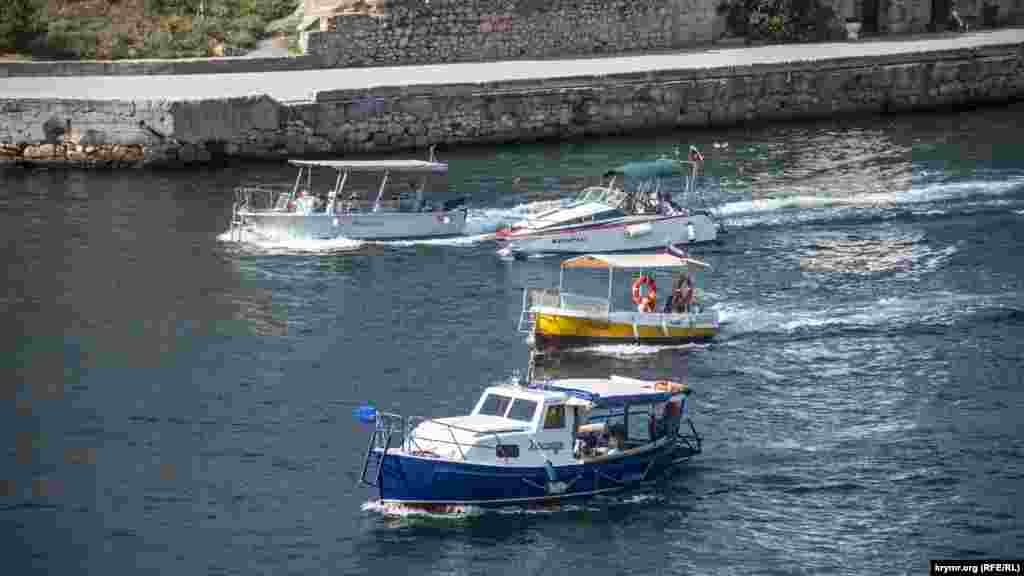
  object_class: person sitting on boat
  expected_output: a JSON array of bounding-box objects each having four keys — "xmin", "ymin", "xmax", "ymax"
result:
[
  {"xmin": 607, "ymin": 427, "xmax": 626, "ymax": 455},
  {"xmin": 667, "ymin": 274, "xmax": 695, "ymax": 314},
  {"xmin": 294, "ymin": 189, "xmax": 315, "ymax": 214},
  {"xmin": 314, "ymin": 194, "xmax": 328, "ymax": 213}
]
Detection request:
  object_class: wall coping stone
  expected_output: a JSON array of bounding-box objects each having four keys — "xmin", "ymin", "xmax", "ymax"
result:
[{"xmin": 0, "ymin": 55, "xmax": 326, "ymax": 78}]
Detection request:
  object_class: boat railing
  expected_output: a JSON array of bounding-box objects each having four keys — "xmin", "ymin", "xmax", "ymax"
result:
[
  {"xmin": 403, "ymin": 416, "xmax": 510, "ymax": 461},
  {"xmin": 233, "ymin": 184, "xmax": 295, "ymax": 213},
  {"xmin": 519, "ymin": 288, "xmax": 561, "ymax": 333}
]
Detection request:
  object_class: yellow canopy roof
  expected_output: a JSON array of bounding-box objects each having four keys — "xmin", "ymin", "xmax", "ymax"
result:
[{"xmin": 561, "ymin": 253, "xmax": 710, "ymax": 270}]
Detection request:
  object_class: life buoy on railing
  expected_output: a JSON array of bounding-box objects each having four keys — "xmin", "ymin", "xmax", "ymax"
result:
[{"xmin": 632, "ymin": 275, "xmax": 657, "ymax": 312}]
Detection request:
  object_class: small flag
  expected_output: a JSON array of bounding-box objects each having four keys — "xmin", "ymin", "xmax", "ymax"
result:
[{"xmin": 354, "ymin": 404, "xmax": 377, "ymax": 424}]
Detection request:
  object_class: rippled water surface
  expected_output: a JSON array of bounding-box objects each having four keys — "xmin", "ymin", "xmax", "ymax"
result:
[{"xmin": 3, "ymin": 104, "xmax": 1024, "ymax": 575}]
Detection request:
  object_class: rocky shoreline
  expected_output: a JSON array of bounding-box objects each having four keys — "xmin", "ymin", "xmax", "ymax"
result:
[{"xmin": 0, "ymin": 142, "xmax": 147, "ymax": 167}]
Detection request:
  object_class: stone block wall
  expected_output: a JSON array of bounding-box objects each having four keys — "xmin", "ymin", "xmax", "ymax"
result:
[
  {"xmin": 2, "ymin": 41, "xmax": 1023, "ymax": 167},
  {"xmin": 0, "ymin": 99, "xmax": 176, "ymax": 166},
  {"xmin": 300, "ymin": 44, "xmax": 1024, "ymax": 153},
  {"xmin": 306, "ymin": 0, "xmax": 720, "ymax": 67}
]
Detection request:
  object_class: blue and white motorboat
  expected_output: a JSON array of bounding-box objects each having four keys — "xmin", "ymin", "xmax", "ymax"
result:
[{"xmin": 356, "ymin": 375, "xmax": 702, "ymax": 510}]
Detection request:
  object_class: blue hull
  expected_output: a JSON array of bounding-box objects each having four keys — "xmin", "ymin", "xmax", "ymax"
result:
[{"xmin": 370, "ymin": 440, "xmax": 697, "ymax": 506}]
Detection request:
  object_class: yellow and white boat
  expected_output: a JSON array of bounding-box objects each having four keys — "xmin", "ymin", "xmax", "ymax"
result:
[{"xmin": 518, "ymin": 251, "xmax": 719, "ymax": 351}]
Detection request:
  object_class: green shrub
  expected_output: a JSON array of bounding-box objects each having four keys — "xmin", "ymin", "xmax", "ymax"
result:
[
  {"xmin": 111, "ymin": 31, "xmax": 134, "ymax": 60},
  {"xmin": 135, "ymin": 29, "xmax": 187, "ymax": 59},
  {"xmin": 45, "ymin": 17, "xmax": 109, "ymax": 59},
  {"xmin": 235, "ymin": 14, "xmax": 268, "ymax": 38},
  {"xmin": 0, "ymin": 0, "xmax": 45, "ymax": 52},
  {"xmin": 254, "ymin": 0, "xmax": 300, "ymax": 22}
]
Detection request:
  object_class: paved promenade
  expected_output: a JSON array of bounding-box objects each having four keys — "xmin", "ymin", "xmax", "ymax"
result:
[{"xmin": 1, "ymin": 29, "xmax": 1022, "ymax": 103}]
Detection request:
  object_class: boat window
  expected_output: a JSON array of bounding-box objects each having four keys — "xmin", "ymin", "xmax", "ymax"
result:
[
  {"xmin": 478, "ymin": 394, "xmax": 512, "ymax": 417},
  {"xmin": 627, "ymin": 405, "xmax": 653, "ymax": 443},
  {"xmin": 506, "ymin": 399, "xmax": 539, "ymax": 423},
  {"xmin": 495, "ymin": 444, "xmax": 519, "ymax": 458},
  {"xmin": 543, "ymin": 405, "xmax": 565, "ymax": 430}
]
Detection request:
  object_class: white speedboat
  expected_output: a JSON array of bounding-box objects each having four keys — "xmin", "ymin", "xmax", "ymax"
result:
[
  {"xmin": 356, "ymin": 374, "xmax": 701, "ymax": 510},
  {"xmin": 228, "ymin": 149, "xmax": 467, "ymax": 242},
  {"xmin": 496, "ymin": 149, "xmax": 718, "ymax": 258}
]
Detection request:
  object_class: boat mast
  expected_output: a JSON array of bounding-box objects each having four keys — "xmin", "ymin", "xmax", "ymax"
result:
[
  {"xmin": 373, "ymin": 170, "xmax": 390, "ymax": 213},
  {"xmin": 328, "ymin": 169, "xmax": 347, "ymax": 213},
  {"xmin": 291, "ymin": 166, "xmax": 303, "ymax": 200},
  {"xmin": 607, "ymin": 266, "xmax": 614, "ymax": 314}
]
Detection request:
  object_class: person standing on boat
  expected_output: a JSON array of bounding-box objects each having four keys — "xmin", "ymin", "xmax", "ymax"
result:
[{"xmin": 666, "ymin": 274, "xmax": 695, "ymax": 313}]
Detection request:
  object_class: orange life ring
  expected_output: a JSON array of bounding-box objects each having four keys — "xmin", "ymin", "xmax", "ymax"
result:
[{"xmin": 631, "ymin": 275, "xmax": 657, "ymax": 306}]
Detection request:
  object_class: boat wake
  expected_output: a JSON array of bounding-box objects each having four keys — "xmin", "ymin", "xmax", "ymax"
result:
[
  {"xmin": 569, "ymin": 342, "xmax": 710, "ymax": 358},
  {"xmin": 215, "ymin": 230, "xmax": 365, "ymax": 254},
  {"xmin": 715, "ymin": 290, "xmax": 1023, "ymax": 342},
  {"xmin": 713, "ymin": 173, "xmax": 1024, "ymax": 228},
  {"xmin": 361, "ymin": 491, "xmax": 666, "ymax": 520}
]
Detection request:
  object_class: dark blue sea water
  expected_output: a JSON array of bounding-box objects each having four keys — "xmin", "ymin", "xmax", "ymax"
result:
[{"xmin": 3, "ymin": 104, "xmax": 1023, "ymax": 575}]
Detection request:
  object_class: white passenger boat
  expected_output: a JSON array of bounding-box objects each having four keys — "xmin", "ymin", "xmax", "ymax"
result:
[
  {"xmin": 496, "ymin": 149, "xmax": 719, "ymax": 258},
  {"xmin": 228, "ymin": 150, "xmax": 467, "ymax": 241},
  {"xmin": 357, "ymin": 374, "xmax": 701, "ymax": 510},
  {"xmin": 518, "ymin": 249, "xmax": 719, "ymax": 351}
]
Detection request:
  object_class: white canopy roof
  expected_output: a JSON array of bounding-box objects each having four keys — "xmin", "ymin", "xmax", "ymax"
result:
[
  {"xmin": 542, "ymin": 375, "xmax": 689, "ymax": 406},
  {"xmin": 561, "ymin": 253, "xmax": 710, "ymax": 270},
  {"xmin": 288, "ymin": 159, "xmax": 448, "ymax": 173}
]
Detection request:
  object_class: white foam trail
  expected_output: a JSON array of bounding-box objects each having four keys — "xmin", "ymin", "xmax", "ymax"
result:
[
  {"xmin": 572, "ymin": 343, "xmax": 709, "ymax": 357},
  {"xmin": 716, "ymin": 287, "xmax": 1012, "ymax": 339},
  {"xmin": 216, "ymin": 229, "xmax": 364, "ymax": 254},
  {"xmin": 371, "ymin": 233, "xmax": 497, "ymax": 247},
  {"xmin": 361, "ymin": 500, "xmax": 484, "ymax": 519},
  {"xmin": 713, "ymin": 174, "xmax": 1024, "ymax": 219}
]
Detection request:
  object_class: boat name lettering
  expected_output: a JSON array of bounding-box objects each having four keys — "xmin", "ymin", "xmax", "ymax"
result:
[
  {"xmin": 551, "ymin": 235, "xmax": 586, "ymax": 244},
  {"xmin": 528, "ymin": 440, "xmax": 565, "ymax": 453}
]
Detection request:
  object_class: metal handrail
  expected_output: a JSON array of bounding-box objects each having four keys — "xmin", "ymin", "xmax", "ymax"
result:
[{"xmin": 402, "ymin": 415, "xmax": 515, "ymax": 459}]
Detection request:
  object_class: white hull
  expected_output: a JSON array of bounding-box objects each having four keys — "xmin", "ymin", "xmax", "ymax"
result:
[
  {"xmin": 235, "ymin": 209, "xmax": 467, "ymax": 241},
  {"xmin": 499, "ymin": 213, "xmax": 717, "ymax": 256}
]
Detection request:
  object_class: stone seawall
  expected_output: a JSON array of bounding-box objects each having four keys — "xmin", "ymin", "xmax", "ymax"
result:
[
  {"xmin": 1, "ymin": 41, "xmax": 1022, "ymax": 167},
  {"xmin": 307, "ymin": 0, "xmax": 721, "ymax": 67}
]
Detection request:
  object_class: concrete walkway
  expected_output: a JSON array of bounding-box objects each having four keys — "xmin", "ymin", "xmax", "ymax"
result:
[{"xmin": 2, "ymin": 29, "xmax": 1022, "ymax": 103}]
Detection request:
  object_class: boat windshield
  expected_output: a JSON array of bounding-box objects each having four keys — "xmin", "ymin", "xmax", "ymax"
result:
[
  {"xmin": 574, "ymin": 186, "xmax": 624, "ymax": 206},
  {"xmin": 478, "ymin": 393, "xmax": 513, "ymax": 417},
  {"xmin": 506, "ymin": 398, "xmax": 538, "ymax": 423}
]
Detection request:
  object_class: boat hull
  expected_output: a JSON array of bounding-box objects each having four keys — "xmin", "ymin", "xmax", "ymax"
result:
[
  {"xmin": 370, "ymin": 438, "xmax": 696, "ymax": 506},
  {"xmin": 235, "ymin": 209, "xmax": 467, "ymax": 241},
  {"xmin": 532, "ymin": 309, "xmax": 719, "ymax": 350},
  {"xmin": 499, "ymin": 213, "xmax": 717, "ymax": 256}
]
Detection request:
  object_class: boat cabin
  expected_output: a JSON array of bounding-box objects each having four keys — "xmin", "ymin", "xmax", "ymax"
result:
[
  {"xmin": 401, "ymin": 376, "xmax": 690, "ymax": 466},
  {"xmin": 520, "ymin": 252, "xmax": 710, "ymax": 326}
]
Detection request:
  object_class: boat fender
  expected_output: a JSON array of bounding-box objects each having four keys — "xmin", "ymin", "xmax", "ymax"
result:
[
  {"xmin": 687, "ymin": 222, "xmax": 696, "ymax": 242},
  {"xmin": 625, "ymin": 223, "xmax": 653, "ymax": 238}
]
